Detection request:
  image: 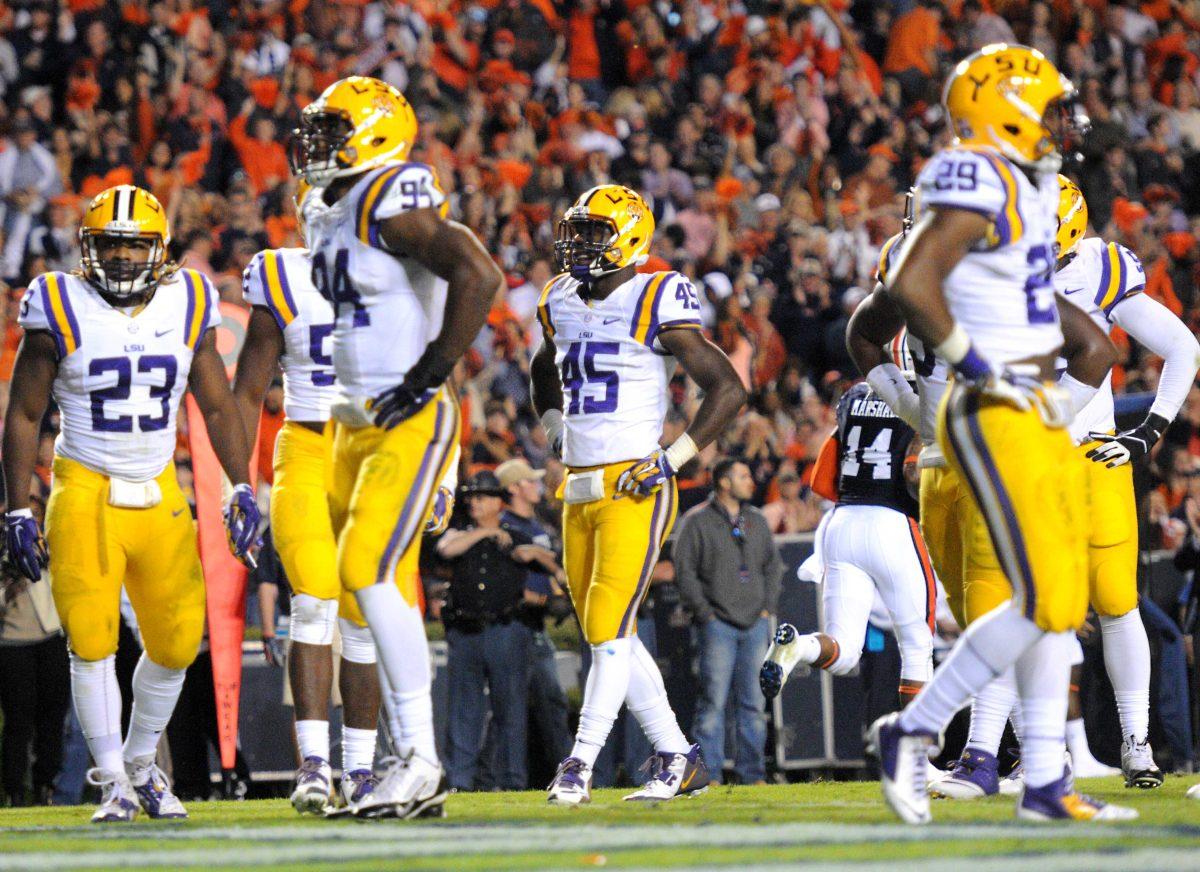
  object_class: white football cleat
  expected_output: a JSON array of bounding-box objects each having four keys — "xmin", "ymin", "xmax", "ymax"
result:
[
  {"xmin": 623, "ymin": 744, "xmax": 710, "ymax": 802},
  {"xmin": 1120, "ymin": 735, "xmax": 1164, "ymax": 789},
  {"xmin": 352, "ymin": 752, "xmax": 447, "ymax": 819},
  {"xmin": 126, "ymin": 755, "xmax": 187, "ymax": 819},
  {"xmin": 1186, "ymin": 783, "xmax": 1200, "ymax": 800},
  {"xmin": 290, "ymin": 756, "xmax": 333, "ymax": 815},
  {"xmin": 86, "ymin": 768, "xmax": 139, "ymax": 823},
  {"xmin": 867, "ymin": 713, "xmax": 938, "ymax": 825},
  {"xmin": 759, "ymin": 623, "xmax": 805, "ymax": 700},
  {"xmin": 547, "ymin": 757, "xmax": 593, "ymax": 806}
]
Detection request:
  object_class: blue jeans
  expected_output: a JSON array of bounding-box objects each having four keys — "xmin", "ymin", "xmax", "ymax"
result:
[
  {"xmin": 445, "ymin": 622, "xmax": 531, "ymax": 790},
  {"xmin": 694, "ymin": 616, "xmax": 770, "ymax": 783},
  {"xmin": 1141, "ymin": 598, "xmax": 1194, "ymax": 767}
]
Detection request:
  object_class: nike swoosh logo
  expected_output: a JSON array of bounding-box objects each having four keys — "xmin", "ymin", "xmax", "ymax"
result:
[
  {"xmin": 602, "ymin": 317, "xmax": 621, "ymax": 325},
  {"xmin": 172, "ymin": 508, "xmax": 185, "ymax": 517},
  {"xmin": 681, "ymin": 771, "xmax": 695, "ymax": 790},
  {"xmin": 1062, "ymin": 288, "xmax": 1087, "ymax": 296},
  {"xmin": 156, "ymin": 328, "xmax": 174, "ymax": 337}
]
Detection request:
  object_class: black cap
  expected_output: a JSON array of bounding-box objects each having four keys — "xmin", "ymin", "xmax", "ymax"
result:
[{"xmin": 462, "ymin": 471, "xmax": 505, "ymax": 497}]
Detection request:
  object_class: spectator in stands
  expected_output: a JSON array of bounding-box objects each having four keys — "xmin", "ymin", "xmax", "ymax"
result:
[{"xmin": 675, "ymin": 459, "xmax": 784, "ymax": 783}]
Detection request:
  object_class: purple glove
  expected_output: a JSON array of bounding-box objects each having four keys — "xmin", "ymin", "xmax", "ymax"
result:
[
  {"xmin": 223, "ymin": 484, "xmax": 262, "ymax": 568},
  {"xmin": 4, "ymin": 509, "xmax": 47, "ymax": 582},
  {"xmin": 371, "ymin": 383, "xmax": 438, "ymax": 430},
  {"xmin": 425, "ymin": 486, "xmax": 454, "ymax": 535},
  {"xmin": 615, "ymin": 450, "xmax": 675, "ymax": 498}
]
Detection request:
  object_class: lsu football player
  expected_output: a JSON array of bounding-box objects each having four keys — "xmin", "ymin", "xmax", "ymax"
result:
[
  {"xmin": 1, "ymin": 185, "xmax": 260, "ymax": 823},
  {"xmin": 847, "ymin": 194, "xmax": 1118, "ymax": 801},
  {"xmin": 1054, "ymin": 176, "xmax": 1200, "ymax": 787},
  {"xmin": 531, "ymin": 185, "xmax": 747, "ymax": 804},
  {"xmin": 291, "ymin": 76, "xmax": 501, "ymax": 818},
  {"xmin": 863, "ymin": 44, "xmax": 1136, "ymax": 824},
  {"xmin": 234, "ymin": 182, "xmax": 383, "ymax": 814}
]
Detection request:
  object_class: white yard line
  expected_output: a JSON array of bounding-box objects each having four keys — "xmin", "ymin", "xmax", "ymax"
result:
[{"xmin": 0, "ymin": 822, "xmax": 1196, "ymax": 870}]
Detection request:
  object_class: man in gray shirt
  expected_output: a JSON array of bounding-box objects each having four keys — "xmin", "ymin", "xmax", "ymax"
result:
[{"xmin": 674, "ymin": 458, "xmax": 784, "ymax": 784}]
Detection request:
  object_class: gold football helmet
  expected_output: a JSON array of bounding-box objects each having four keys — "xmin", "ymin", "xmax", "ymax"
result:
[
  {"xmin": 290, "ymin": 76, "xmax": 418, "ymax": 187},
  {"xmin": 79, "ymin": 185, "xmax": 171, "ymax": 299},
  {"xmin": 555, "ymin": 185, "xmax": 655, "ymax": 279},
  {"xmin": 943, "ymin": 44, "xmax": 1088, "ymax": 171},
  {"xmin": 1055, "ymin": 174, "xmax": 1088, "ymax": 258}
]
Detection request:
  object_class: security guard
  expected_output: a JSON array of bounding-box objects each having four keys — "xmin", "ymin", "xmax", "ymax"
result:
[{"xmin": 435, "ymin": 471, "xmax": 560, "ymax": 791}]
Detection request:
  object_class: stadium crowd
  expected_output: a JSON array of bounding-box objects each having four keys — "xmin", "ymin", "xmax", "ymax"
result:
[{"xmin": 2, "ymin": 0, "xmax": 1200, "ymax": 801}]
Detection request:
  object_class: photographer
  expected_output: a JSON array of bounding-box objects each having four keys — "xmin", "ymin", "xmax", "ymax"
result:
[{"xmin": 436, "ymin": 471, "xmax": 562, "ymax": 791}]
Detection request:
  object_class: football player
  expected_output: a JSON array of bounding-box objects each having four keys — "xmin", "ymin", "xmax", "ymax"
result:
[
  {"xmin": 1, "ymin": 185, "xmax": 260, "ymax": 823},
  {"xmin": 291, "ymin": 76, "xmax": 502, "ymax": 818},
  {"xmin": 863, "ymin": 44, "xmax": 1135, "ymax": 823},
  {"xmin": 759, "ymin": 367, "xmax": 936, "ymax": 708},
  {"xmin": 234, "ymin": 182, "xmax": 383, "ymax": 814},
  {"xmin": 532, "ymin": 185, "xmax": 747, "ymax": 805},
  {"xmin": 1054, "ymin": 176, "xmax": 1200, "ymax": 787},
  {"xmin": 848, "ymin": 200, "xmax": 1119, "ymax": 801}
]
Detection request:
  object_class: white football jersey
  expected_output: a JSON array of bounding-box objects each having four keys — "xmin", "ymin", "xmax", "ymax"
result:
[
  {"xmin": 242, "ymin": 247, "xmax": 336, "ymax": 422},
  {"xmin": 876, "ymin": 231, "xmax": 950, "ymax": 466},
  {"xmin": 1055, "ymin": 237, "xmax": 1147, "ymax": 442},
  {"xmin": 916, "ymin": 145, "xmax": 1062, "ymax": 365},
  {"xmin": 301, "ymin": 162, "xmax": 448, "ymax": 404},
  {"xmin": 539, "ymin": 270, "xmax": 703, "ymax": 467},
  {"xmin": 20, "ymin": 268, "xmax": 221, "ymax": 481}
]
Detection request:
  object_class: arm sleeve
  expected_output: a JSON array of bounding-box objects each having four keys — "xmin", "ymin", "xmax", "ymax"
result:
[
  {"xmin": 671, "ymin": 515, "xmax": 713, "ymax": 622},
  {"xmin": 357, "ymin": 162, "xmax": 448, "ymax": 250},
  {"xmin": 1094, "ymin": 242, "xmax": 1147, "ymax": 320},
  {"xmin": 1110, "ymin": 291, "xmax": 1200, "ymax": 422},
  {"xmin": 640, "ymin": 272, "xmax": 703, "ymax": 352}
]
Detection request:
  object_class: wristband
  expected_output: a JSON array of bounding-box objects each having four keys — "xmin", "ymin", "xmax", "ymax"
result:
[
  {"xmin": 540, "ymin": 409, "xmax": 564, "ymax": 443},
  {"xmin": 664, "ymin": 432, "xmax": 699, "ymax": 471}
]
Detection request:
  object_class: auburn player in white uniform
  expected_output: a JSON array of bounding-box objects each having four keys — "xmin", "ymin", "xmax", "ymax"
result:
[
  {"xmin": 1, "ymin": 185, "xmax": 259, "ymax": 823},
  {"xmin": 1055, "ymin": 176, "xmax": 1200, "ymax": 787},
  {"xmin": 864, "ymin": 44, "xmax": 1136, "ymax": 824},
  {"xmin": 531, "ymin": 185, "xmax": 746, "ymax": 805},
  {"xmin": 291, "ymin": 76, "xmax": 501, "ymax": 819}
]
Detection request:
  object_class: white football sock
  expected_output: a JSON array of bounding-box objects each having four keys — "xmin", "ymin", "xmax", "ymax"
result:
[
  {"xmin": 626, "ymin": 636, "xmax": 688, "ymax": 755},
  {"xmin": 342, "ymin": 726, "xmax": 377, "ymax": 773},
  {"xmin": 1065, "ymin": 717, "xmax": 1104, "ymax": 768},
  {"xmin": 123, "ymin": 654, "xmax": 185, "ymax": 763},
  {"xmin": 355, "ymin": 584, "xmax": 437, "ymax": 761},
  {"xmin": 899, "ymin": 602, "xmax": 1041, "ymax": 735},
  {"xmin": 1010, "ymin": 698, "xmax": 1025, "ymax": 744},
  {"xmin": 295, "ymin": 719, "xmax": 330, "ymax": 762},
  {"xmin": 70, "ymin": 653, "xmax": 124, "ymax": 773},
  {"xmin": 793, "ymin": 633, "xmax": 824, "ymax": 666},
  {"xmin": 1014, "ymin": 631, "xmax": 1071, "ymax": 790},
  {"xmin": 1099, "ymin": 610, "xmax": 1151, "ymax": 742},
  {"xmin": 571, "ymin": 637, "xmax": 634, "ymax": 767},
  {"xmin": 964, "ymin": 667, "xmax": 1017, "ymax": 756}
]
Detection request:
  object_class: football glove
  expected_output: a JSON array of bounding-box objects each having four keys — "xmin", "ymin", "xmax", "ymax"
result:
[
  {"xmin": 3, "ymin": 509, "xmax": 47, "ymax": 583},
  {"xmin": 425, "ymin": 486, "xmax": 454, "ymax": 535},
  {"xmin": 1086, "ymin": 413, "xmax": 1169, "ymax": 468},
  {"xmin": 371, "ymin": 383, "xmax": 439, "ymax": 431},
  {"xmin": 263, "ymin": 635, "xmax": 287, "ymax": 668},
  {"xmin": 223, "ymin": 483, "xmax": 262, "ymax": 568},
  {"xmin": 615, "ymin": 450, "xmax": 676, "ymax": 498}
]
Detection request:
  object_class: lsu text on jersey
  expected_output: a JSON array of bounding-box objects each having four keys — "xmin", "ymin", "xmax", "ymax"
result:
[
  {"xmin": 303, "ymin": 162, "xmax": 458, "ymax": 603},
  {"xmin": 1055, "ymin": 236, "xmax": 1147, "ymax": 620},
  {"xmin": 540, "ymin": 269, "xmax": 702, "ymax": 643},
  {"xmin": 242, "ymin": 246, "xmax": 366, "ymax": 626},
  {"xmin": 21, "ymin": 268, "xmax": 220, "ymax": 668},
  {"xmin": 920, "ymin": 146, "xmax": 1088, "ymax": 634}
]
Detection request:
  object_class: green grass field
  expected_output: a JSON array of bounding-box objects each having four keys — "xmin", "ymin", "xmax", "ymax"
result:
[{"xmin": 1, "ymin": 778, "xmax": 1198, "ymax": 871}]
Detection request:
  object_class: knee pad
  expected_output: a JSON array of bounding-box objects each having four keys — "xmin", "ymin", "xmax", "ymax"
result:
[
  {"xmin": 290, "ymin": 594, "xmax": 339, "ymax": 646},
  {"xmin": 339, "ymin": 617, "xmax": 376, "ymax": 665},
  {"xmin": 895, "ymin": 622, "xmax": 934, "ymax": 683}
]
